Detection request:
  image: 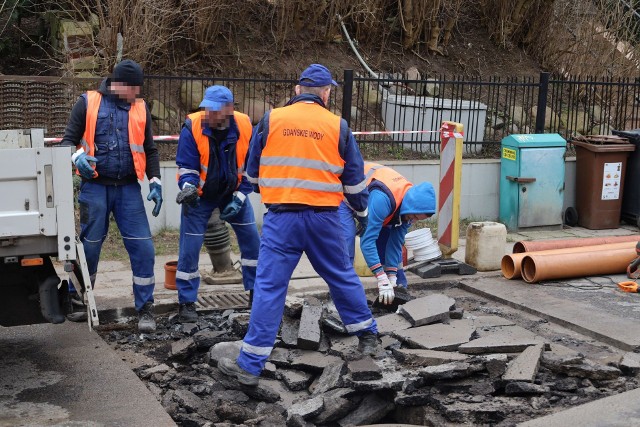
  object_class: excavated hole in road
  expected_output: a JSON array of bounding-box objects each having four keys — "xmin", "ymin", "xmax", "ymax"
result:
[{"xmin": 96, "ymin": 284, "xmax": 640, "ymax": 427}]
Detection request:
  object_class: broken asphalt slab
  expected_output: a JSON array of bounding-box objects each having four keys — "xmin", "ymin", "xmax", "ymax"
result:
[{"xmin": 459, "ymin": 276, "xmax": 640, "ymax": 351}]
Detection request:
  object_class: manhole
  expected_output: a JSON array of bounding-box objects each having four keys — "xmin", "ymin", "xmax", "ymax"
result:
[{"xmin": 196, "ymin": 292, "xmax": 249, "ymax": 310}]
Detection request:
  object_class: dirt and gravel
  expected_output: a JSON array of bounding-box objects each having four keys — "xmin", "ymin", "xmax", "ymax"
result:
[{"xmin": 97, "ymin": 285, "xmax": 639, "ymax": 427}]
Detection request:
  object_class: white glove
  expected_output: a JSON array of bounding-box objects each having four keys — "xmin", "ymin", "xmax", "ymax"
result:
[
  {"xmin": 376, "ymin": 272, "xmax": 395, "ymax": 305},
  {"xmin": 388, "ymin": 274, "xmax": 397, "ymax": 288}
]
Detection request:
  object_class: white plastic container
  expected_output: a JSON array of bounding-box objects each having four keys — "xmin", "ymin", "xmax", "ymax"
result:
[
  {"xmin": 464, "ymin": 221, "xmax": 507, "ymax": 271},
  {"xmin": 405, "ymin": 228, "xmax": 442, "ymax": 262}
]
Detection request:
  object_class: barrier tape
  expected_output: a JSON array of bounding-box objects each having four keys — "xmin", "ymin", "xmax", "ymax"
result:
[{"xmin": 43, "ymin": 129, "xmax": 465, "ymax": 143}]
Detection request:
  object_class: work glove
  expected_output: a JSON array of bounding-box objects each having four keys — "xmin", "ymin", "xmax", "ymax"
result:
[
  {"xmin": 376, "ymin": 272, "xmax": 395, "ymax": 305},
  {"xmin": 72, "ymin": 149, "xmax": 98, "ymax": 179},
  {"xmin": 176, "ymin": 182, "xmax": 199, "ymax": 208},
  {"xmin": 388, "ymin": 274, "xmax": 397, "ymax": 288},
  {"xmin": 220, "ymin": 191, "xmax": 246, "ymax": 222},
  {"xmin": 147, "ymin": 179, "xmax": 163, "ymax": 217},
  {"xmin": 355, "ymin": 213, "xmax": 368, "ymax": 237}
]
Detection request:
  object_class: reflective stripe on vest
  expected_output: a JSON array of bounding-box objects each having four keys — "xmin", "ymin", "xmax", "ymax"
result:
[
  {"xmin": 259, "ymin": 102, "xmax": 344, "ymax": 206},
  {"xmin": 185, "ymin": 111, "xmax": 248, "ymax": 195},
  {"xmin": 234, "ymin": 111, "xmax": 252, "ymax": 176},
  {"xmin": 364, "ymin": 162, "xmax": 413, "ymax": 226},
  {"xmin": 81, "ymin": 91, "xmax": 147, "ymax": 180}
]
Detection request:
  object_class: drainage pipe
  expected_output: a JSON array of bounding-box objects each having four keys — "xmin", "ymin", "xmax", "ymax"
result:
[
  {"xmin": 521, "ymin": 246, "xmax": 637, "ymax": 283},
  {"xmin": 512, "ymin": 235, "xmax": 640, "ymax": 253},
  {"xmin": 336, "ymin": 14, "xmax": 379, "ymax": 79},
  {"xmin": 502, "ymin": 241, "xmax": 638, "ymax": 280}
]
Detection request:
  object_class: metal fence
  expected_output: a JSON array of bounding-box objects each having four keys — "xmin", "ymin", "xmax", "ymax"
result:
[{"xmin": 1, "ymin": 72, "xmax": 640, "ymax": 159}]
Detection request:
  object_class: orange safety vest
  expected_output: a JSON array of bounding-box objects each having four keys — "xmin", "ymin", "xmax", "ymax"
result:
[
  {"xmin": 259, "ymin": 102, "xmax": 345, "ymax": 206},
  {"xmin": 184, "ymin": 111, "xmax": 252, "ymax": 195},
  {"xmin": 364, "ymin": 162, "xmax": 413, "ymax": 225},
  {"xmin": 79, "ymin": 90, "xmax": 147, "ymax": 180}
]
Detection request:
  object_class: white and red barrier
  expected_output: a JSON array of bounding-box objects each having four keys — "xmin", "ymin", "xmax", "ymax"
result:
[{"xmin": 437, "ymin": 121, "xmax": 464, "ymax": 257}]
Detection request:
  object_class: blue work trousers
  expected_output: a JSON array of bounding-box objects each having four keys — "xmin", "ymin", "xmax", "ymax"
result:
[
  {"xmin": 74, "ymin": 181, "xmax": 155, "ymax": 311},
  {"xmin": 337, "ymin": 203, "xmax": 407, "ymax": 287},
  {"xmin": 237, "ymin": 209, "xmax": 377, "ymax": 376},
  {"xmin": 176, "ymin": 197, "xmax": 259, "ymax": 303}
]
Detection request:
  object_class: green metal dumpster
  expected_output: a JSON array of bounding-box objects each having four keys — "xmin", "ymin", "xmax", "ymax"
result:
[{"xmin": 499, "ymin": 134, "xmax": 567, "ymax": 231}]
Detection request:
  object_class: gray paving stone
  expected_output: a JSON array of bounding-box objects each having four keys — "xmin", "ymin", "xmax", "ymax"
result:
[
  {"xmin": 503, "ymin": 344, "xmax": 543, "ymax": 382},
  {"xmin": 278, "ymin": 369, "xmax": 314, "ymax": 391},
  {"xmin": 504, "ymin": 382, "xmax": 549, "ymax": 396},
  {"xmin": 380, "ymin": 335, "xmax": 401, "ymax": 350},
  {"xmin": 398, "ymin": 294, "xmax": 456, "ymax": 327},
  {"xmin": 171, "ymin": 337, "xmax": 196, "ymax": 359},
  {"xmin": 311, "ymin": 361, "xmax": 345, "ymax": 395},
  {"xmin": 393, "ymin": 320, "xmax": 475, "ymax": 351},
  {"xmin": 287, "ymin": 395, "xmax": 324, "ymax": 420},
  {"xmin": 344, "ymin": 368, "xmax": 407, "ymax": 392},
  {"xmin": 459, "ymin": 335, "xmax": 543, "ymax": 354},
  {"xmin": 348, "ymin": 357, "xmax": 382, "ymax": 381},
  {"xmin": 337, "ymin": 392, "xmax": 394, "ymax": 426},
  {"xmin": 284, "ymin": 296, "xmax": 305, "ymax": 318},
  {"xmin": 311, "ymin": 389, "xmax": 357, "ymax": 424},
  {"xmin": 297, "ymin": 297, "xmax": 323, "ymax": 350},
  {"xmin": 193, "ymin": 330, "xmax": 227, "ymax": 350},
  {"xmin": 620, "ymin": 352, "xmax": 640, "ymax": 375},
  {"xmin": 288, "ymin": 349, "xmax": 342, "ymax": 373},
  {"xmin": 476, "ymin": 353, "xmax": 509, "ymax": 377},
  {"xmin": 328, "ymin": 335, "xmax": 358, "ymax": 358},
  {"xmin": 418, "ymin": 361, "xmax": 484, "ymax": 382},
  {"xmin": 208, "ymin": 340, "xmax": 242, "ymax": 366},
  {"xmin": 280, "ymin": 316, "xmax": 300, "ymax": 348},
  {"xmin": 376, "ymin": 313, "xmax": 413, "ymax": 335},
  {"xmin": 392, "ymin": 348, "xmax": 468, "ymax": 366}
]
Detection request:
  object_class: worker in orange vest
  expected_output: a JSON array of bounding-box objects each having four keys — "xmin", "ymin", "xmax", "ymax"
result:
[
  {"xmin": 217, "ymin": 64, "xmax": 376, "ymax": 386},
  {"xmin": 174, "ymin": 85, "xmax": 260, "ymax": 323},
  {"xmin": 339, "ymin": 162, "xmax": 436, "ymax": 304},
  {"xmin": 61, "ymin": 59, "xmax": 162, "ymax": 332}
]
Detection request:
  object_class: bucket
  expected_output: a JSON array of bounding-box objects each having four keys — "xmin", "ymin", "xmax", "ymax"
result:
[
  {"xmin": 405, "ymin": 228, "xmax": 441, "ymax": 261},
  {"xmin": 164, "ymin": 261, "xmax": 178, "ymax": 290},
  {"xmin": 465, "ymin": 222, "xmax": 507, "ymax": 271},
  {"xmin": 354, "ymin": 236, "xmax": 374, "ymax": 277}
]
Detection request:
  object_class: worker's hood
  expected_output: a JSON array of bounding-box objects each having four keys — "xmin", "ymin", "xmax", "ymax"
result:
[{"xmin": 399, "ymin": 182, "xmax": 436, "ymax": 216}]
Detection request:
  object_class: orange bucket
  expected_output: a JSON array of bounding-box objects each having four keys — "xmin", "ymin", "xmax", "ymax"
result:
[{"xmin": 164, "ymin": 261, "xmax": 178, "ymax": 290}]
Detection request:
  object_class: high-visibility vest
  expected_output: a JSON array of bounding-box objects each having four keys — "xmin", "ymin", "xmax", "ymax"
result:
[
  {"xmin": 234, "ymin": 111, "xmax": 252, "ymax": 177},
  {"xmin": 79, "ymin": 90, "xmax": 147, "ymax": 180},
  {"xmin": 259, "ymin": 102, "xmax": 344, "ymax": 206},
  {"xmin": 364, "ymin": 162, "xmax": 413, "ymax": 225},
  {"xmin": 186, "ymin": 111, "xmax": 250, "ymax": 195}
]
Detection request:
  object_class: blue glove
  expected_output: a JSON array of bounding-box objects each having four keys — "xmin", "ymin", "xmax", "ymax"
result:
[
  {"xmin": 355, "ymin": 213, "xmax": 368, "ymax": 237},
  {"xmin": 176, "ymin": 182, "xmax": 199, "ymax": 208},
  {"xmin": 73, "ymin": 151, "xmax": 97, "ymax": 179},
  {"xmin": 147, "ymin": 180, "xmax": 163, "ymax": 217},
  {"xmin": 220, "ymin": 191, "xmax": 246, "ymax": 221}
]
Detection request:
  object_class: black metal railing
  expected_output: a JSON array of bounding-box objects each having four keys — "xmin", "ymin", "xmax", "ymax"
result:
[{"xmin": 2, "ymin": 71, "xmax": 640, "ymax": 159}]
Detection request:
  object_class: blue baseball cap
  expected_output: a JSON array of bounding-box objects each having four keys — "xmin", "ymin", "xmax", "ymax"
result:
[
  {"xmin": 299, "ymin": 64, "xmax": 338, "ymax": 87},
  {"xmin": 199, "ymin": 85, "xmax": 233, "ymax": 111}
]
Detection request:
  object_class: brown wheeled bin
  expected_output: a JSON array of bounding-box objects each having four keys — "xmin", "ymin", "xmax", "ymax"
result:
[{"xmin": 572, "ymin": 139, "xmax": 635, "ymax": 229}]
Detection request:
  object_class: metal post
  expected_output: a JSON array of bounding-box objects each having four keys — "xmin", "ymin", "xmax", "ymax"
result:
[
  {"xmin": 535, "ymin": 72, "xmax": 550, "ymax": 134},
  {"xmin": 342, "ymin": 69, "xmax": 354, "ymax": 126}
]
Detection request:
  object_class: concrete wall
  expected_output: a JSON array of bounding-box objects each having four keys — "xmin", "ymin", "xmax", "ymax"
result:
[{"xmin": 143, "ymin": 158, "xmax": 577, "ymax": 234}]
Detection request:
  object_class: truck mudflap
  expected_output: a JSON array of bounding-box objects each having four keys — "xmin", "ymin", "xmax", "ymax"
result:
[{"xmin": 66, "ymin": 239, "xmax": 100, "ymax": 330}]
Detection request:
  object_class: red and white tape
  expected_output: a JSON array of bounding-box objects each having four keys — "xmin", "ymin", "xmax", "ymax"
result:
[{"xmin": 43, "ymin": 129, "xmax": 464, "ymax": 143}]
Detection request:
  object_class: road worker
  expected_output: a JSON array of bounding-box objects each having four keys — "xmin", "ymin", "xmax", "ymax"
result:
[
  {"xmin": 61, "ymin": 59, "xmax": 162, "ymax": 332},
  {"xmin": 339, "ymin": 162, "xmax": 436, "ymax": 304},
  {"xmin": 217, "ymin": 64, "xmax": 376, "ymax": 386},
  {"xmin": 174, "ymin": 85, "xmax": 260, "ymax": 323}
]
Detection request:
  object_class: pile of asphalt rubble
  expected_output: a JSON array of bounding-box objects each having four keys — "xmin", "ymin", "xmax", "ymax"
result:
[{"xmin": 100, "ymin": 290, "xmax": 640, "ymax": 427}]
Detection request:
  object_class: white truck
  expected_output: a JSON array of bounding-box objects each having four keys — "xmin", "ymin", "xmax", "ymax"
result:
[{"xmin": 0, "ymin": 129, "xmax": 98, "ymax": 328}]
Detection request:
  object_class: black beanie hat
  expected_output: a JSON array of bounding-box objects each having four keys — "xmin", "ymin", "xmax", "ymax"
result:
[{"xmin": 112, "ymin": 59, "xmax": 144, "ymax": 86}]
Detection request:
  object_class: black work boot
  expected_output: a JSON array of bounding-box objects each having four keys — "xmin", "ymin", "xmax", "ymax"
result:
[
  {"xmin": 357, "ymin": 331, "xmax": 380, "ymax": 356},
  {"xmin": 178, "ymin": 302, "xmax": 198, "ymax": 323},
  {"xmin": 138, "ymin": 302, "xmax": 156, "ymax": 333},
  {"xmin": 218, "ymin": 357, "xmax": 259, "ymax": 386},
  {"xmin": 66, "ymin": 292, "xmax": 88, "ymax": 322},
  {"xmin": 248, "ymin": 290, "xmax": 254, "ymax": 308}
]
